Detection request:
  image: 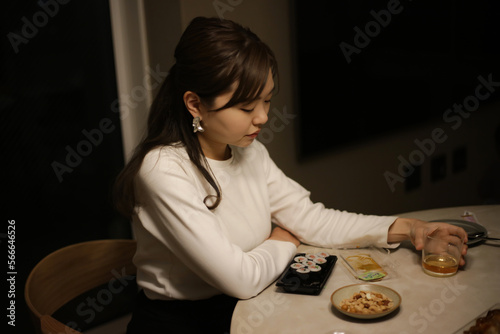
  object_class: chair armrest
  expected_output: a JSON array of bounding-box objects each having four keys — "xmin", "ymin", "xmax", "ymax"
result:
[{"xmin": 40, "ymin": 315, "xmax": 82, "ymax": 334}]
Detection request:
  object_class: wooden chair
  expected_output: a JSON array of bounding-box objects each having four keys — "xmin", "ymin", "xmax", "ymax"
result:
[{"xmin": 25, "ymin": 239, "xmax": 137, "ymax": 334}]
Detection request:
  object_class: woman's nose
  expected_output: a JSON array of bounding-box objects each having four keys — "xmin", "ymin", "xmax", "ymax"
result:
[{"xmin": 253, "ymin": 103, "xmax": 269, "ymax": 125}]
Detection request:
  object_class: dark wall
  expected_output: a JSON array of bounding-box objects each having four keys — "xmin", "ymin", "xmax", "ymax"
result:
[
  {"xmin": 292, "ymin": 0, "xmax": 500, "ymax": 159},
  {"xmin": 1, "ymin": 1, "xmax": 130, "ymax": 333}
]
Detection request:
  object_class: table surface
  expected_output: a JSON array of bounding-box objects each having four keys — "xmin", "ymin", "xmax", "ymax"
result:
[{"xmin": 230, "ymin": 205, "xmax": 500, "ymax": 334}]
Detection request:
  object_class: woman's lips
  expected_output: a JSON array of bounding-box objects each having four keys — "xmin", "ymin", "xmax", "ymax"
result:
[{"xmin": 247, "ymin": 131, "xmax": 260, "ymax": 138}]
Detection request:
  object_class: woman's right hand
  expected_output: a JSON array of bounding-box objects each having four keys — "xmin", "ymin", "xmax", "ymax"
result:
[{"xmin": 268, "ymin": 226, "xmax": 301, "ymax": 247}]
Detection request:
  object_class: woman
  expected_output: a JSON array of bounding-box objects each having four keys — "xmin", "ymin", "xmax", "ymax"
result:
[{"xmin": 114, "ymin": 17, "xmax": 467, "ymax": 333}]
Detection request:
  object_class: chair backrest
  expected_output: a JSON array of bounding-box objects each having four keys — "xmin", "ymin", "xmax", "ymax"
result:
[{"xmin": 25, "ymin": 239, "xmax": 137, "ymax": 334}]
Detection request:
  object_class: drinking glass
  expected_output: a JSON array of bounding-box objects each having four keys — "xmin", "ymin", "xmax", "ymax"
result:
[{"xmin": 422, "ymin": 228, "xmax": 464, "ymax": 277}]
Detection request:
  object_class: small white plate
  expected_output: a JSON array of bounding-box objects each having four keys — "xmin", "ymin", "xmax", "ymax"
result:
[{"xmin": 331, "ymin": 284, "xmax": 401, "ymax": 319}]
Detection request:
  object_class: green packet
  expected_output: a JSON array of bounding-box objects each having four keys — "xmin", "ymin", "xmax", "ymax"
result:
[{"xmin": 340, "ymin": 253, "xmax": 388, "ymax": 281}]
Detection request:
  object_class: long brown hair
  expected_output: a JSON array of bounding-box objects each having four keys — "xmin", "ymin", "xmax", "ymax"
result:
[{"xmin": 113, "ymin": 17, "xmax": 279, "ymax": 218}]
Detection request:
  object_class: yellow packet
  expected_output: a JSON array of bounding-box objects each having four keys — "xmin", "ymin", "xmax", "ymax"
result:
[{"xmin": 341, "ymin": 253, "xmax": 387, "ymax": 281}]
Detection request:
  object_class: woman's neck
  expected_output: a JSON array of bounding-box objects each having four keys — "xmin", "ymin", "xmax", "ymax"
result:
[{"xmin": 201, "ymin": 143, "xmax": 232, "ymax": 161}]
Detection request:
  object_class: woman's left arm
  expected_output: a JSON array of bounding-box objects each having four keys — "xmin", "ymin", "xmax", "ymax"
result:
[{"xmin": 388, "ymin": 218, "xmax": 469, "ymax": 265}]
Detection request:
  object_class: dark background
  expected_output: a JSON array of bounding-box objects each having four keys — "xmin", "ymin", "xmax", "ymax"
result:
[
  {"xmin": 2, "ymin": 1, "xmax": 500, "ymax": 333},
  {"xmin": 293, "ymin": 0, "xmax": 500, "ymax": 159},
  {"xmin": 1, "ymin": 1, "xmax": 130, "ymax": 333}
]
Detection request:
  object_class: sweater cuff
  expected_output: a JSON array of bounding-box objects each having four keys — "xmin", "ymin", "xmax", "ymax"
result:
[
  {"xmin": 255, "ymin": 239, "xmax": 297, "ymax": 272},
  {"xmin": 378, "ymin": 216, "xmax": 400, "ymax": 249}
]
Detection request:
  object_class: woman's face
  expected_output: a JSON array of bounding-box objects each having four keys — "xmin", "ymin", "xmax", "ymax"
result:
[{"xmin": 197, "ymin": 70, "xmax": 274, "ymax": 160}]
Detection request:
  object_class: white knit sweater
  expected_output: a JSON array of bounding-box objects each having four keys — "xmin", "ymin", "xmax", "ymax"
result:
[{"xmin": 132, "ymin": 140, "xmax": 398, "ymax": 300}]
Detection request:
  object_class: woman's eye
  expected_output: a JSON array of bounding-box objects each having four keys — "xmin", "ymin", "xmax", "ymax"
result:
[{"xmin": 240, "ymin": 99, "xmax": 271, "ymax": 112}]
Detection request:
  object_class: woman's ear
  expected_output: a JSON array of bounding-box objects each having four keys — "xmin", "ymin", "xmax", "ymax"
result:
[{"xmin": 183, "ymin": 91, "xmax": 202, "ymax": 118}]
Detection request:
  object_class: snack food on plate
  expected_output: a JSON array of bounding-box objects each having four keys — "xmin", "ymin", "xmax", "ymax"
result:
[
  {"xmin": 340, "ymin": 290, "xmax": 393, "ymax": 314},
  {"xmin": 463, "ymin": 309, "xmax": 500, "ymax": 334}
]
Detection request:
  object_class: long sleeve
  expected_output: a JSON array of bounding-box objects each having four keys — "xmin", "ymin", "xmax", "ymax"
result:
[
  {"xmin": 258, "ymin": 144, "xmax": 399, "ymax": 249},
  {"xmin": 132, "ymin": 142, "xmax": 399, "ymax": 302},
  {"xmin": 133, "ymin": 145, "xmax": 297, "ymax": 300}
]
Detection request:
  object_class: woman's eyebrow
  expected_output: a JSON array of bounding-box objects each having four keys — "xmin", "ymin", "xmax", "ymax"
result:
[
  {"xmin": 256, "ymin": 85, "xmax": 276, "ymax": 100},
  {"xmin": 267, "ymin": 85, "xmax": 276, "ymax": 96},
  {"xmin": 242, "ymin": 85, "xmax": 276, "ymax": 105}
]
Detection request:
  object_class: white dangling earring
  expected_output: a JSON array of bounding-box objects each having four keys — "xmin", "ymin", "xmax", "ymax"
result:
[{"xmin": 192, "ymin": 116, "xmax": 205, "ymax": 133}]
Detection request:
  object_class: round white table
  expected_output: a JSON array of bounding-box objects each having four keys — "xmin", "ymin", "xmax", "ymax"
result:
[{"xmin": 230, "ymin": 205, "xmax": 500, "ymax": 334}]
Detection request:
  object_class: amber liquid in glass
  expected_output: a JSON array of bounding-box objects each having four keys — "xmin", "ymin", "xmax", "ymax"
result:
[{"xmin": 422, "ymin": 254, "xmax": 458, "ymax": 277}]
